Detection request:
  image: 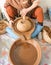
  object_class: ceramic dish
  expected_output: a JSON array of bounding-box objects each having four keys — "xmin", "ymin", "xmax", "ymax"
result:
[
  {"xmin": 42, "ymin": 26, "xmax": 51, "ymax": 44},
  {"xmin": 0, "ymin": 20, "xmax": 7, "ymax": 35},
  {"xmin": 9, "ymin": 39, "xmax": 41, "ymax": 65},
  {"xmin": 12, "ymin": 16, "xmax": 35, "ymax": 35}
]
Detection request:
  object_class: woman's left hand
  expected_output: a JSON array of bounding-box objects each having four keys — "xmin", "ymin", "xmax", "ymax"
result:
[{"xmin": 20, "ymin": 8, "xmax": 28, "ymax": 17}]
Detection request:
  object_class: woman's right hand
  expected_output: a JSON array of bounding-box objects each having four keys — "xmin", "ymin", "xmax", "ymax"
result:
[{"xmin": 9, "ymin": 20, "xmax": 14, "ymax": 28}]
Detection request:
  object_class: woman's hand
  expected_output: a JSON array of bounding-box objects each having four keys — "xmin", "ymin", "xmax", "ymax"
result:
[{"xmin": 20, "ymin": 8, "xmax": 28, "ymax": 17}]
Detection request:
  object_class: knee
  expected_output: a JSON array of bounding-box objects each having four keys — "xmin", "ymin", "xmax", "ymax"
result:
[
  {"xmin": 38, "ymin": 7, "xmax": 43, "ymax": 12},
  {"xmin": 35, "ymin": 7, "xmax": 44, "ymax": 22},
  {"xmin": 5, "ymin": 5, "xmax": 15, "ymax": 18},
  {"xmin": 35, "ymin": 7, "xmax": 43, "ymax": 15}
]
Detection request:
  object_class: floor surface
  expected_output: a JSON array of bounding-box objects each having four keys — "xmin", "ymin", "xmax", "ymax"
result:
[{"xmin": 0, "ymin": 19, "xmax": 51, "ymax": 65}]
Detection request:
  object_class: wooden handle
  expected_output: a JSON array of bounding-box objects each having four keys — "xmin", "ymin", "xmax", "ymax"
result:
[
  {"xmin": 22, "ymin": 16, "xmax": 26, "ymax": 21},
  {"xmin": 23, "ymin": 16, "xmax": 25, "ymax": 20}
]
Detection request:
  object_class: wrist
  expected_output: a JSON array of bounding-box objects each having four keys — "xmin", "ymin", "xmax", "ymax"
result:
[
  {"xmin": 8, "ymin": 19, "xmax": 11, "ymax": 21},
  {"xmin": 9, "ymin": 19, "xmax": 13, "ymax": 22},
  {"xmin": 9, "ymin": 19, "xmax": 11, "ymax": 22},
  {"xmin": 26, "ymin": 8, "xmax": 30, "ymax": 12}
]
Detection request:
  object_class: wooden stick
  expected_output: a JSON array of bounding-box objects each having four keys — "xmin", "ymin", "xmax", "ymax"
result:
[{"xmin": 22, "ymin": 16, "xmax": 25, "ymax": 21}]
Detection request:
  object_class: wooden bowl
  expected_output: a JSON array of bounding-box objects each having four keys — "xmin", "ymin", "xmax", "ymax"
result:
[
  {"xmin": 0, "ymin": 20, "xmax": 7, "ymax": 35},
  {"xmin": 12, "ymin": 16, "xmax": 35, "ymax": 35},
  {"xmin": 9, "ymin": 39, "xmax": 41, "ymax": 65},
  {"xmin": 42, "ymin": 26, "xmax": 51, "ymax": 44}
]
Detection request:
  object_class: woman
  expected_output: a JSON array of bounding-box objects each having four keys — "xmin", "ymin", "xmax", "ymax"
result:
[{"xmin": 4, "ymin": 0, "xmax": 44, "ymax": 39}]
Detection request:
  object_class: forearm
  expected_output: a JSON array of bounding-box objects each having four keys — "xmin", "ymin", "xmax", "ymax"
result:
[
  {"xmin": 27, "ymin": 0, "xmax": 40, "ymax": 12},
  {"xmin": 3, "ymin": 7, "xmax": 11, "ymax": 22}
]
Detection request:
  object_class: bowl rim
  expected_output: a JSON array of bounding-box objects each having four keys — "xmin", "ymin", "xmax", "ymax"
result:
[{"xmin": 9, "ymin": 39, "xmax": 41, "ymax": 65}]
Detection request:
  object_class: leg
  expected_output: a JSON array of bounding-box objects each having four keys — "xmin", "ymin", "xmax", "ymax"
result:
[
  {"xmin": 5, "ymin": 6, "xmax": 19, "ymax": 39},
  {"xmin": 31, "ymin": 6, "xmax": 44, "ymax": 38},
  {"xmin": 31, "ymin": 23, "xmax": 43, "ymax": 38},
  {"xmin": 6, "ymin": 27, "xmax": 19, "ymax": 40},
  {"xmin": 32, "ymin": 6, "xmax": 44, "ymax": 23},
  {"xmin": 5, "ymin": 5, "xmax": 18, "ymax": 20}
]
